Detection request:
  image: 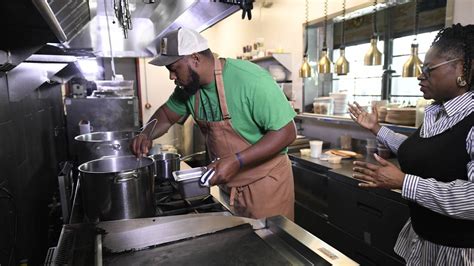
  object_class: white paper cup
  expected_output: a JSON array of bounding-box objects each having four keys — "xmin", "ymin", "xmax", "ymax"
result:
[{"xmin": 309, "ymin": 140, "xmax": 323, "ymax": 158}]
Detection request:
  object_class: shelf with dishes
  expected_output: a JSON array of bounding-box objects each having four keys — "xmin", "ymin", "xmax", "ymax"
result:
[
  {"xmin": 250, "ymin": 53, "xmax": 292, "ymax": 83},
  {"xmin": 250, "ymin": 53, "xmax": 294, "ymax": 104}
]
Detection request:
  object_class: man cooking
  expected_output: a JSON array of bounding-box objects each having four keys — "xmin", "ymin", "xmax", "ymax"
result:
[{"xmin": 131, "ymin": 27, "xmax": 296, "ymax": 220}]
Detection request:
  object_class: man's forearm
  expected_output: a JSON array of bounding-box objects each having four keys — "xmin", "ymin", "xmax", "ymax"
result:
[
  {"xmin": 142, "ymin": 105, "xmax": 182, "ymax": 140},
  {"xmin": 237, "ymin": 121, "xmax": 296, "ymax": 168}
]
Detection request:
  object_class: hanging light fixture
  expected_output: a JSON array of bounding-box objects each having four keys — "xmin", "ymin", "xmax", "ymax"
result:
[
  {"xmin": 318, "ymin": 0, "xmax": 332, "ymax": 74},
  {"xmin": 299, "ymin": 0, "xmax": 312, "ymax": 78},
  {"xmin": 364, "ymin": 0, "xmax": 382, "ymax": 66},
  {"xmin": 335, "ymin": 0, "xmax": 349, "ymax": 75},
  {"xmin": 402, "ymin": 0, "xmax": 422, "ymax": 77}
]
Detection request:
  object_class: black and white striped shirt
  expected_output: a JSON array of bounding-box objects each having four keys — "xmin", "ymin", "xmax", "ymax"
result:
[{"xmin": 377, "ymin": 90, "xmax": 474, "ymax": 265}]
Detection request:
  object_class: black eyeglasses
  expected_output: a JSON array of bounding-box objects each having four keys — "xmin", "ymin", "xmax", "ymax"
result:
[{"xmin": 420, "ymin": 58, "xmax": 460, "ymax": 78}]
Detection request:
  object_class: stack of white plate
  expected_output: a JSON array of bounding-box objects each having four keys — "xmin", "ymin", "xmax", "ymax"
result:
[{"xmin": 330, "ymin": 92, "xmax": 350, "ymax": 114}]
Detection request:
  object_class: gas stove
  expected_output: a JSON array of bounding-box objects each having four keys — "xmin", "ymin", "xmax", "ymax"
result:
[
  {"xmin": 153, "ymin": 181, "xmax": 227, "ymax": 216},
  {"xmin": 68, "ymin": 178, "xmax": 228, "ymax": 224}
]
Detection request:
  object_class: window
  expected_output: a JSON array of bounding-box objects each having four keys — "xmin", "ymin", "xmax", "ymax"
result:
[
  {"xmin": 333, "ymin": 42, "xmax": 384, "ymax": 106},
  {"xmin": 332, "ymin": 30, "xmax": 438, "ymax": 107},
  {"xmin": 390, "ymin": 31, "xmax": 438, "ymax": 105}
]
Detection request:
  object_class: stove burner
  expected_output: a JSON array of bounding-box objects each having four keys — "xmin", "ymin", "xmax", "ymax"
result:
[{"xmin": 154, "ymin": 181, "xmax": 226, "ymax": 216}]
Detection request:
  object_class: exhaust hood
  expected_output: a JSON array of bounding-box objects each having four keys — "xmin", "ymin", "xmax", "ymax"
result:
[
  {"xmin": 66, "ymin": 0, "xmax": 240, "ymax": 57},
  {"xmin": 0, "ymin": 0, "xmax": 239, "ymax": 72}
]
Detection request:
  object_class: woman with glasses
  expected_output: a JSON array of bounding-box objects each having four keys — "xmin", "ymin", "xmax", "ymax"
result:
[{"xmin": 348, "ymin": 23, "xmax": 474, "ymax": 265}]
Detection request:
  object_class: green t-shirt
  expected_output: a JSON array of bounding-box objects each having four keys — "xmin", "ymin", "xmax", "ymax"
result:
[{"xmin": 166, "ymin": 58, "xmax": 296, "ymax": 150}]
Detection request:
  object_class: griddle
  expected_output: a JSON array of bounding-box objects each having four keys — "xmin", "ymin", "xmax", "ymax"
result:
[
  {"xmin": 104, "ymin": 224, "xmax": 291, "ymax": 265},
  {"xmin": 50, "ymin": 213, "xmax": 357, "ymax": 265}
]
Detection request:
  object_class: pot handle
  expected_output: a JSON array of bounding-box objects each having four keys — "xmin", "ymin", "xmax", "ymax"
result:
[
  {"xmin": 96, "ymin": 143, "xmax": 121, "ymax": 151},
  {"xmin": 114, "ymin": 170, "xmax": 138, "ymax": 183},
  {"xmin": 181, "ymin": 151, "xmax": 206, "ymax": 162}
]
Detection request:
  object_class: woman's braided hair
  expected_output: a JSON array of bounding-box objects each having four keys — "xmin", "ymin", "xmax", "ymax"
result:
[{"xmin": 431, "ymin": 23, "xmax": 474, "ymax": 90}]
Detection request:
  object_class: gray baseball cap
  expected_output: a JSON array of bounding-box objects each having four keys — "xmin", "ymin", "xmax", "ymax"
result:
[{"xmin": 149, "ymin": 28, "xmax": 209, "ymax": 66}]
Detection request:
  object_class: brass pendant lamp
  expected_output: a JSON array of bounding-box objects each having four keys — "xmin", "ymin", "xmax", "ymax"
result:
[
  {"xmin": 335, "ymin": 0, "xmax": 349, "ymax": 75},
  {"xmin": 364, "ymin": 0, "xmax": 382, "ymax": 66},
  {"xmin": 318, "ymin": 0, "xmax": 332, "ymax": 74},
  {"xmin": 402, "ymin": 0, "xmax": 422, "ymax": 77},
  {"xmin": 299, "ymin": 0, "xmax": 312, "ymax": 78}
]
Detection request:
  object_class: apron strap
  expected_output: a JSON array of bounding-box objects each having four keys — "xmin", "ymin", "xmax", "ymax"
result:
[
  {"xmin": 194, "ymin": 89, "xmax": 201, "ymax": 119},
  {"xmin": 214, "ymin": 56, "xmax": 231, "ymax": 120}
]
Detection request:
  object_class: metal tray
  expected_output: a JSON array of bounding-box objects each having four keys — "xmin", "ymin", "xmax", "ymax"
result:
[{"xmin": 172, "ymin": 167, "xmax": 210, "ymax": 200}]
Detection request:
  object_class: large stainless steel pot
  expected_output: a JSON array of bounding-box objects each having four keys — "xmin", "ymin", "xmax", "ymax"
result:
[
  {"xmin": 149, "ymin": 151, "xmax": 206, "ymax": 182},
  {"xmin": 74, "ymin": 131, "xmax": 138, "ymax": 164},
  {"xmin": 78, "ymin": 155, "xmax": 155, "ymax": 222}
]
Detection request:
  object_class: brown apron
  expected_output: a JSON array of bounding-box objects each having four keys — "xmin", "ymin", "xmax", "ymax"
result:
[{"xmin": 192, "ymin": 57, "xmax": 294, "ymax": 220}]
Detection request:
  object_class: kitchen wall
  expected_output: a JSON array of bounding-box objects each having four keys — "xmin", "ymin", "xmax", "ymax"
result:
[
  {"xmin": 453, "ymin": 0, "xmax": 474, "ymax": 24},
  {"xmin": 0, "ymin": 73, "xmax": 66, "ymax": 265}
]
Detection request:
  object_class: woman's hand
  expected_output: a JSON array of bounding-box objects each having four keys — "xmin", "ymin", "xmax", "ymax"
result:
[
  {"xmin": 352, "ymin": 154, "xmax": 405, "ymax": 189},
  {"xmin": 348, "ymin": 102, "xmax": 381, "ymax": 135}
]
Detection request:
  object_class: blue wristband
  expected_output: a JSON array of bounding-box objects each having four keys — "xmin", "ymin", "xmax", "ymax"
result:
[{"xmin": 235, "ymin": 152, "xmax": 244, "ymax": 169}]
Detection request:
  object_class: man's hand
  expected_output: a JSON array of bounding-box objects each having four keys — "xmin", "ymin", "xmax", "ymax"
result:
[
  {"xmin": 208, "ymin": 154, "xmax": 241, "ymax": 186},
  {"xmin": 131, "ymin": 133, "xmax": 153, "ymax": 157},
  {"xmin": 352, "ymin": 153, "xmax": 405, "ymax": 189}
]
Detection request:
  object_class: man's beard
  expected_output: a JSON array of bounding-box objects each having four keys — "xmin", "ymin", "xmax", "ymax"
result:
[{"xmin": 182, "ymin": 66, "xmax": 200, "ymax": 96}]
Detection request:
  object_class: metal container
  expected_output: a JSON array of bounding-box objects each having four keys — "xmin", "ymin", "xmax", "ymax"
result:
[
  {"xmin": 149, "ymin": 153, "xmax": 181, "ymax": 181},
  {"xmin": 78, "ymin": 155, "xmax": 155, "ymax": 222},
  {"xmin": 172, "ymin": 167, "xmax": 210, "ymax": 200},
  {"xmin": 149, "ymin": 151, "xmax": 207, "ymax": 182},
  {"xmin": 75, "ymin": 131, "xmax": 138, "ymax": 164}
]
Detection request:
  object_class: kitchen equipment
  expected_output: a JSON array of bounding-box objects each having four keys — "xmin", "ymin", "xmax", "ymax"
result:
[
  {"xmin": 340, "ymin": 134, "xmax": 352, "ymax": 150},
  {"xmin": 328, "ymin": 156, "xmax": 342, "ymax": 164},
  {"xmin": 150, "ymin": 152, "xmax": 181, "ymax": 181},
  {"xmin": 366, "ymin": 145, "xmax": 377, "ymax": 158},
  {"xmin": 415, "ymin": 98, "xmax": 433, "ymax": 127},
  {"xmin": 94, "ymin": 80, "xmax": 134, "ymax": 97},
  {"xmin": 200, "ymin": 168, "xmax": 216, "ymax": 187},
  {"xmin": 330, "ymin": 92, "xmax": 350, "ymax": 114},
  {"xmin": 78, "ymin": 120, "xmax": 93, "ymax": 135},
  {"xmin": 149, "ymin": 151, "xmax": 207, "ymax": 182},
  {"xmin": 173, "ymin": 167, "xmax": 210, "ymax": 200},
  {"xmin": 377, "ymin": 147, "xmax": 391, "ymax": 159},
  {"xmin": 366, "ymin": 138, "xmax": 377, "ymax": 148},
  {"xmin": 50, "ymin": 214, "xmax": 357, "ymax": 265},
  {"xmin": 74, "ymin": 131, "xmax": 138, "ymax": 164},
  {"xmin": 78, "ymin": 155, "xmax": 155, "ymax": 222},
  {"xmin": 268, "ymin": 64, "xmax": 286, "ymax": 81},
  {"xmin": 66, "ymin": 97, "xmax": 140, "ymax": 161},
  {"xmin": 313, "ymin": 97, "xmax": 334, "ymax": 115}
]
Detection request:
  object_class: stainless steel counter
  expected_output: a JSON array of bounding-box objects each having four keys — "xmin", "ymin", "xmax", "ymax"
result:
[
  {"xmin": 51, "ymin": 212, "xmax": 358, "ymax": 265},
  {"xmin": 209, "ymin": 180, "xmax": 357, "ymax": 265}
]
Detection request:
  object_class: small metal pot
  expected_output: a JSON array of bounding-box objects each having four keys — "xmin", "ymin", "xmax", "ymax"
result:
[
  {"xmin": 149, "ymin": 151, "xmax": 206, "ymax": 182},
  {"xmin": 74, "ymin": 131, "xmax": 138, "ymax": 164},
  {"xmin": 149, "ymin": 152, "xmax": 181, "ymax": 181},
  {"xmin": 78, "ymin": 155, "xmax": 155, "ymax": 222}
]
